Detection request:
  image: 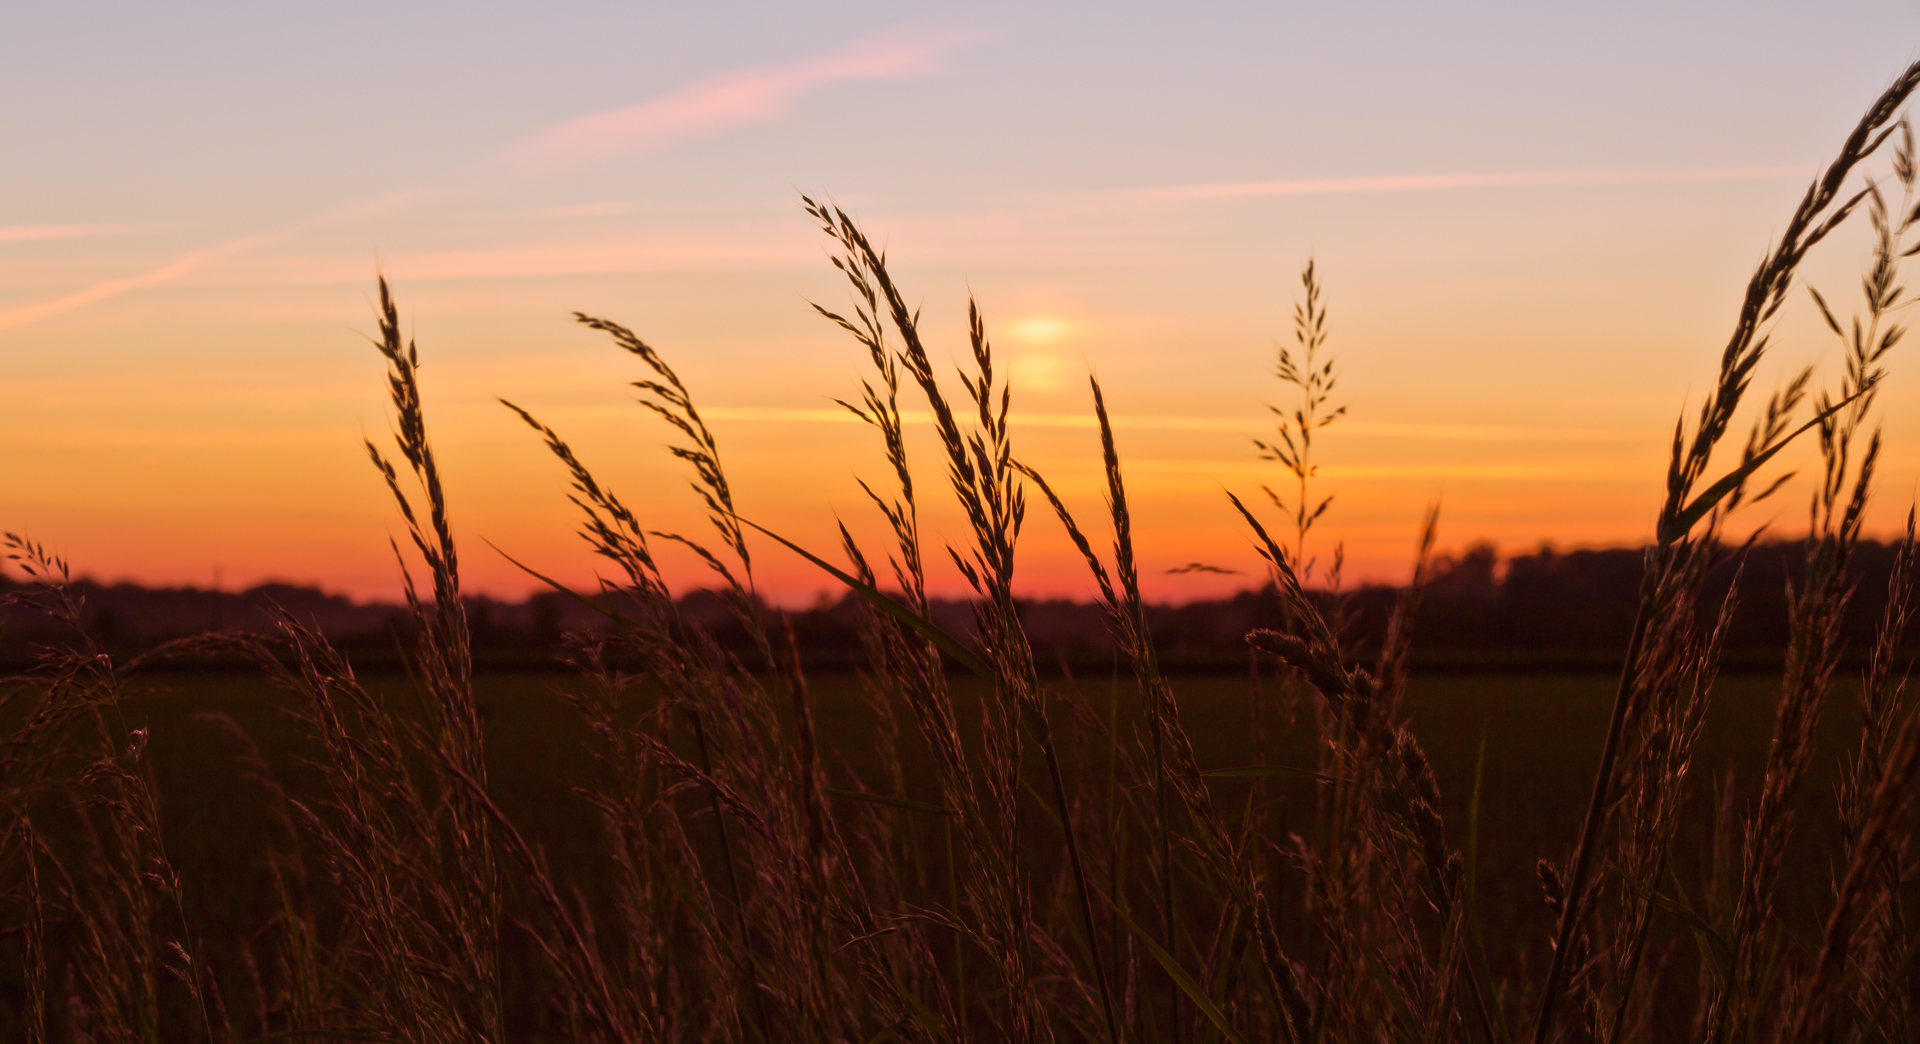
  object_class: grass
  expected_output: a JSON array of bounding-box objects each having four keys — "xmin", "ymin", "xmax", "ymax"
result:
[
  {"xmin": 7, "ymin": 59, "xmax": 1920, "ymax": 1044},
  {"xmin": 0, "ymin": 671, "xmax": 1878, "ymax": 1039}
]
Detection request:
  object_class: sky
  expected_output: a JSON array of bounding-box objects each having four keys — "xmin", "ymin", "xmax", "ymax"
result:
[{"xmin": 8, "ymin": 1, "xmax": 1920, "ymax": 605}]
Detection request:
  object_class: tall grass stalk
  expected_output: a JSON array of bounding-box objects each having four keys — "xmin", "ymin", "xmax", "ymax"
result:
[
  {"xmin": 1529, "ymin": 60, "xmax": 1920, "ymax": 1044},
  {"xmin": 1255, "ymin": 259, "xmax": 1346, "ymax": 581}
]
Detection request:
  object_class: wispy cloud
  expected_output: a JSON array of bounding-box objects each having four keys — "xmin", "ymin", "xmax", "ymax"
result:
[
  {"xmin": 503, "ymin": 26, "xmax": 988, "ymax": 169},
  {"xmin": 525, "ymin": 201, "xmax": 650, "ymax": 220},
  {"xmin": 1056, "ymin": 164, "xmax": 1813, "ymax": 205},
  {"xmin": 0, "ymin": 234, "xmax": 284, "ymax": 329},
  {"xmin": 0, "ymin": 222, "xmax": 166, "ymax": 243},
  {"xmin": 195, "ymin": 230, "xmax": 816, "ymax": 286}
]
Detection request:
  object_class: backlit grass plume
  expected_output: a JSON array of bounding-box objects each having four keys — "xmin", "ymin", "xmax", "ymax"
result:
[{"xmin": 1254, "ymin": 260, "xmax": 1346, "ymax": 581}]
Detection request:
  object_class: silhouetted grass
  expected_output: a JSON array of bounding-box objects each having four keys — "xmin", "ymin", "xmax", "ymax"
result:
[{"xmin": 8, "ymin": 59, "xmax": 1920, "ymax": 1044}]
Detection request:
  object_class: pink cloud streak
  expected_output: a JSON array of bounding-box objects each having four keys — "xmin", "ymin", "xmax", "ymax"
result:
[
  {"xmin": 1108, "ymin": 164, "xmax": 1812, "ymax": 202},
  {"xmin": 0, "ymin": 222, "xmax": 163, "ymax": 243},
  {"xmin": 506, "ymin": 26, "xmax": 986, "ymax": 167}
]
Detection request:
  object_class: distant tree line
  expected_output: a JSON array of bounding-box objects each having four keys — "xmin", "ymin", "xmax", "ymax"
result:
[{"xmin": 3, "ymin": 538, "xmax": 1912, "ymax": 671}]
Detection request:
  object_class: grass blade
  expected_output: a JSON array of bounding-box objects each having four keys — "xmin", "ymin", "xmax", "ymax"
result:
[
  {"xmin": 1105, "ymin": 891, "xmax": 1250, "ymax": 1044},
  {"xmin": 1201, "ymin": 764, "xmax": 1345, "ymax": 784},
  {"xmin": 826, "ymin": 787, "xmax": 957, "ymax": 817},
  {"xmin": 484, "ymin": 538, "xmax": 637, "ymax": 628},
  {"xmin": 1631, "ymin": 875, "xmax": 1733, "ymax": 976},
  {"xmin": 1659, "ymin": 386, "xmax": 1870, "ymax": 544},
  {"xmin": 736, "ymin": 514, "xmax": 993, "ymax": 679}
]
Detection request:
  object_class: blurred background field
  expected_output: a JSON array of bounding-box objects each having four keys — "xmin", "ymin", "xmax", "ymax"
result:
[{"xmin": 71, "ymin": 667, "xmax": 1859, "ymax": 990}]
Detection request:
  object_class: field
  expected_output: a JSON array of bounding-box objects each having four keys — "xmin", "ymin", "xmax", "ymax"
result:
[
  {"xmin": 122, "ymin": 667, "xmax": 1860, "ymax": 956},
  {"xmin": 1, "ymin": 664, "xmax": 1880, "ymax": 1040}
]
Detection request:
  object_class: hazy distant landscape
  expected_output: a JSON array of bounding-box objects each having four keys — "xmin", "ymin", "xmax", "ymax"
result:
[{"xmin": 8, "ymin": 536, "xmax": 1918, "ymax": 672}]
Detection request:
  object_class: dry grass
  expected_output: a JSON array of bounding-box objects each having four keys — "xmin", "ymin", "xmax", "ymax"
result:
[{"xmin": 9, "ymin": 60, "xmax": 1920, "ymax": 1044}]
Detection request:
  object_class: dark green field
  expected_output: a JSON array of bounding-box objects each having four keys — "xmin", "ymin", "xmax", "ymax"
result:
[{"xmin": 117, "ymin": 668, "xmax": 1861, "ymax": 983}]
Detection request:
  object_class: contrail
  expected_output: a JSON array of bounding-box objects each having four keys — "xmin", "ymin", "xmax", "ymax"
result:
[
  {"xmin": 1031, "ymin": 164, "xmax": 1812, "ymax": 205},
  {"xmin": 0, "ymin": 222, "xmax": 162, "ymax": 243},
  {"xmin": 0, "ymin": 190, "xmax": 423, "ymax": 332},
  {"xmin": 0, "ymin": 236, "xmax": 262, "ymax": 329}
]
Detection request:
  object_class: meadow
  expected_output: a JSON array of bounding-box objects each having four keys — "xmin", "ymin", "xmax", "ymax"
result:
[
  {"xmin": 108, "ymin": 669, "xmax": 1876, "ymax": 988},
  {"xmin": 7, "ymin": 59, "xmax": 1920, "ymax": 1044}
]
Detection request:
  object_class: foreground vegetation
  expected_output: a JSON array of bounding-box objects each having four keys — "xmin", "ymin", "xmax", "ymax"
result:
[{"xmin": 9, "ymin": 61, "xmax": 1920, "ymax": 1044}]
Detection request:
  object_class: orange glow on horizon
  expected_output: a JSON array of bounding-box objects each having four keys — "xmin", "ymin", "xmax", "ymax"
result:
[{"xmin": 12, "ymin": 18, "xmax": 1920, "ymax": 607}]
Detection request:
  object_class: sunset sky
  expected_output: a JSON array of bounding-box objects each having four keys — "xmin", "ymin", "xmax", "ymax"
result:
[{"xmin": 9, "ymin": 2, "xmax": 1920, "ymax": 604}]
